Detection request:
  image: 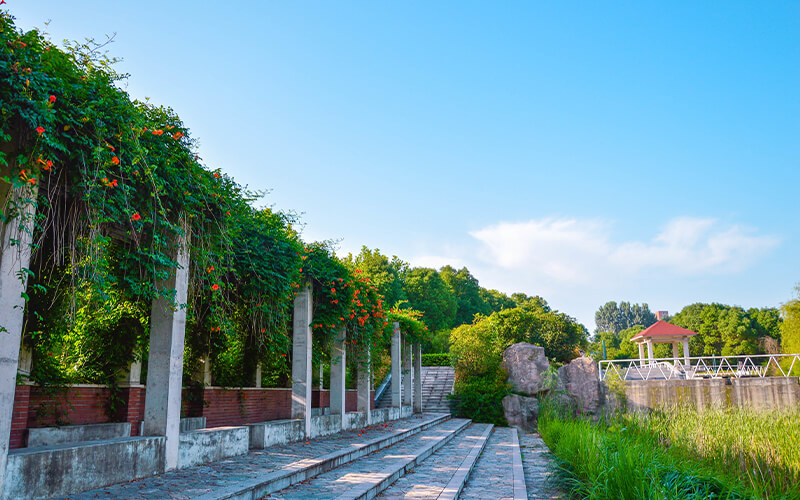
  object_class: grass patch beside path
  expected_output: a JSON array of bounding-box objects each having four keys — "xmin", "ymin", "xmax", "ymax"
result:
[{"xmin": 538, "ymin": 402, "xmax": 800, "ymax": 500}]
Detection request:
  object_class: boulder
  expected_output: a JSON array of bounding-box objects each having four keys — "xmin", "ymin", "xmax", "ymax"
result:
[
  {"xmin": 502, "ymin": 394, "xmax": 539, "ymax": 432},
  {"xmin": 557, "ymin": 356, "xmax": 601, "ymax": 415},
  {"xmin": 502, "ymin": 343, "xmax": 551, "ymax": 396}
]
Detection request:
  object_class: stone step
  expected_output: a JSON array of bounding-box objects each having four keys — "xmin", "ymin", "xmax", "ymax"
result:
[
  {"xmin": 60, "ymin": 413, "xmax": 450, "ymax": 500},
  {"xmin": 460, "ymin": 427, "xmax": 527, "ymax": 500},
  {"xmin": 265, "ymin": 418, "xmax": 472, "ymax": 499},
  {"xmin": 375, "ymin": 423, "xmax": 493, "ymax": 500}
]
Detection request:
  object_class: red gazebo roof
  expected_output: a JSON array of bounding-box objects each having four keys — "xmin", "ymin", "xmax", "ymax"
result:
[{"xmin": 630, "ymin": 321, "xmax": 697, "ymax": 340}]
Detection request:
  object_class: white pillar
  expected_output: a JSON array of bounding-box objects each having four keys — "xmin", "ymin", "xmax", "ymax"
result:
[
  {"xmin": 142, "ymin": 223, "xmax": 190, "ymax": 471},
  {"xmin": 254, "ymin": 363, "xmax": 262, "ymax": 388},
  {"xmin": 402, "ymin": 338, "xmax": 412, "ymax": 407},
  {"xmin": 356, "ymin": 349, "xmax": 371, "ymax": 425},
  {"xmin": 413, "ymin": 342, "xmax": 422, "ymax": 413},
  {"xmin": 118, "ymin": 360, "xmax": 142, "ymax": 387},
  {"xmin": 683, "ymin": 338, "xmax": 691, "ymax": 368},
  {"xmin": 291, "ymin": 284, "xmax": 312, "ymax": 436},
  {"xmin": 391, "ymin": 322, "xmax": 402, "ymax": 409},
  {"xmin": 330, "ymin": 328, "xmax": 346, "ymax": 423},
  {"xmin": 638, "ymin": 342, "xmax": 646, "ymax": 366},
  {"xmin": 0, "ymin": 184, "xmax": 38, "ymax": 494},
  {"xmin": 646, "ymin": 340, "xmax": 654, "ymax": 364},
  {"xmin": 672, "ymin": 342, "xmax": 680, "ymax": 362}
]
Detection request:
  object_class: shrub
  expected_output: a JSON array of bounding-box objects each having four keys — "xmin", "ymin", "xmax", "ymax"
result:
[
  {"xmin": 421, "ymin": 353, "xmax": 451, "ymax": 366},
  {"xmin": 448, "ymin": 373, "xmax": 509, "ymax": 426}
]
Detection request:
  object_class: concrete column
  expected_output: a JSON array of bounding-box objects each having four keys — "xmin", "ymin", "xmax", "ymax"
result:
[
  {"xmin": 118, "ymin": 360, "xmax": 142, "ymax": 387},
  {"xmin": 254, "ymin": 363, "xmax": 262, "ymax": 388},
  {"xmin": 413, "ymin": 342, "xmax": 422, "ymax": 413},
  {"xmin": 17, "ymin": 343, "xmax": 33, "ymax": 378},
  {"xmin": 683, "ymin": 338, "xmax": 691, "ymax": 367},
  {"xmin": 672, "ymin": 342, "xmax": 680, "ymax": 363},
  {"xmin": 291, "ymin": 284, "xmax": 312, "ymax": 436},
  {"xmin": 638, "ymin": 342, "xmax": 646, "ymax": 366},
  {"xmin": 330, "ymin": 327, "xmax": 346, "ymax": 423},
  {"xmin": 357, "ymin": 349, "xmax": 372, "ymax": 425},
  {"xmin": 0, "ymin": 184, "xmax": 38, "ymax": 494},
  {"xmin": 402, "ymin": 338, "xmax": 412, "ymax": 406},
  {"xmin": 195, "ymin": 357, "xmax": 212, "ymax": 386},
  {"xmin": 391, "ymin": 322, "xmax": 402, "ymax": 408},
  {"xmin": 646, "ymin": 340, "xmax": 654, "ymax": 364},
  {"xmin": 142, "ymin": 223, "xmax": 190, "ymax": 471}
]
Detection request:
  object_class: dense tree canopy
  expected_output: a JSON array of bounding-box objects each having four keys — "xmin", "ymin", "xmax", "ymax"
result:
[
  {"xmin": 439, "ymin": 265, "xmax": 489, "ymax": 325},
  {"xmin": 403, "ymin": 267, "xmax": 458, "ymax": 332},
  {"xmin": 670, "ymin": 303, "xmax": 781, "ymax": 356},
  {"xmin": 594, "ymin": 301, "xmax": 657, "ymax": 334}
]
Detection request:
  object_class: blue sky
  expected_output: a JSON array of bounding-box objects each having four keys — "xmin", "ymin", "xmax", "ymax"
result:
[{"xmin": 8, "ymin": 1, "xmax": 800, "ymax": 330}]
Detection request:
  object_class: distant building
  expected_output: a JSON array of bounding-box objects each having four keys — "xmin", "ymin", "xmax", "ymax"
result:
[{"xmin": 655, "ymin": 310, "xmax": 669, "ymax": 321}]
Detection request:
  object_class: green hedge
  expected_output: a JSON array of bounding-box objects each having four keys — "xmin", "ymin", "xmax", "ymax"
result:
[{"xmin": 421, "ymin": 353, "xmax": 451, "ymax": 366}]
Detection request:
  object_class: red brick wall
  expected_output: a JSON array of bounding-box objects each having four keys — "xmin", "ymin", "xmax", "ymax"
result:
[
  {"xmin": 9, "ymin": 385, "xmax": 31, "ymax": 449},
  {"xmin": 114, "ymin": 387, "xmax": 145, "ymax": 436},
  {"xmin": 27, "ymin": 385, "xmax": 111, "ymax": 428},
  {"xmin": 196, "ymin": 388, "xmax": 292, "ymax": 428}
]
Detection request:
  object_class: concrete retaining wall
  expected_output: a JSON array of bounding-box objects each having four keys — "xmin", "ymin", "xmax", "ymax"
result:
[
  {"xmin": 3, "ymin": 436, "xmax": 165, "ymax": 500},
  {"xmin": 248, "ymin": 419, "xmax": 305, "ymax": 449},
  {"xmin": 27, "ymin": 422, "xmax": 131, "ymax": 448},
  {"xmin": 611, "ymin": 377, "xmax": 800, "ymax": 412},
  {"xmin": 177, "ymin": 426, "xmax": 249, "ymax": 469}
]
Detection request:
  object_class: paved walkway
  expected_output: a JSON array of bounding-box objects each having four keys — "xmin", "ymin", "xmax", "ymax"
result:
[
  {"xmin": 59, "ymin": 414, "xmax": 443, "ymax": 500},
  {"xmin": 459, "ymin": 426, "xmax": 518, "ymax": 500},
  {"xmin": 518, "ymin": 432, "xmax": 562, "ymax": 500}
]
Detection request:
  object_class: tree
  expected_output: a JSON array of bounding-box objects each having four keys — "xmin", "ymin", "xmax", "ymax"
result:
[
  {"xmin": 781, "ymin": 287, "xmax": 800, "ymax": 362},
  {"xmin": 343, "ymin": 246, "xmax": 407, "ymax": 308},
  {"xmin": 439, "ymin": 265, "xmax": 489, "ymax": 326},
  {"xmin": 479, "ymin": 288, "xmax": 516, "ymax": 314},
  {"xmin": 403, "ymin": 267, "xmax": 457, "ymax": 332},
  {"xmin": 594, "ymin": 301, "xmax": 656, "ymax": 334},
  {"xmin": 671, "ymin": 303, "xmax": 760, "ymax": 356}
]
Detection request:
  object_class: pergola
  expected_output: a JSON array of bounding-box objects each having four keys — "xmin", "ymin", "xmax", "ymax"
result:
[{"xmin": 630, "ymin": 321, "xmax": 697, "ymax": 366}]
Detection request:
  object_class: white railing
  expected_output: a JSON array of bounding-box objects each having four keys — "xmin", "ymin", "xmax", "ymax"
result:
[{"xmin": 598, "ymin": 354, "xmax": 800, "ymax": 381}]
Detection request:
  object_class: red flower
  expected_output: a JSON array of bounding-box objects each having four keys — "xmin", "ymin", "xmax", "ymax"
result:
[
  {"xmin": 213, "ymin": 172, "xmax": 220, "ymax": 178},
  {"xmin": 211, "ymin": 284, "xmax": 220, "ymax": 291},
  {"xmin": 207, "ymin": 266, "xmax": 215, "ymax": 273},
  {"xmin": 35, "ymin": 126, "xmax": 45, "ymax": 135},
  {"xmin": 172, "ymin": 132, "xmax": 184, "ymax": 140},
  {"xmin": 46, "ymin": 160, "xmax": 53, "ymax": 168},
  {"xmin": 131, "ymin": 213, "xmax": 142, "ymax": 221},
  {"xmin": 111, "ymin": 156, "xmax": 120, "ymax": 165},
  {"xmin": 49, "ymin": 95, "xmax": 56, "ymax": 103}
]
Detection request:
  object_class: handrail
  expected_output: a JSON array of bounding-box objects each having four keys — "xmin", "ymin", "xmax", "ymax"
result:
[
  {"xmin": 598, "ymin": 353, "xmax": 800, "ymax": 381},
  {"xmin": 374, "ymin": 372, "xmax": 391, "ymax": 403}
]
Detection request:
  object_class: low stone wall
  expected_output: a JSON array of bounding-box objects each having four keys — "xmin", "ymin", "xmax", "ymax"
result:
[
  {"xmin": 3, "ymin": 436, "xmax": 165, "ymax": 500},
  {"xmin": 611, "ymin": 377, "xmax": 800, "ymax": 412},
  {"xmin": 178, "ymin": 426, "xmax": 250, "ymax": 469},
  {"xmin": 27, "ymin": 422, "xmax": 131, "ymax": 448}
]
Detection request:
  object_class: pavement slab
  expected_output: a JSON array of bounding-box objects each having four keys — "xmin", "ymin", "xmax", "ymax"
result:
[
  {"xmin": 518, "ymin": 432, "xmax": 562, "ymax": 500},
  {"xmin": 459, "ymin": 427, "xmax": 520, "ymax": 500}
]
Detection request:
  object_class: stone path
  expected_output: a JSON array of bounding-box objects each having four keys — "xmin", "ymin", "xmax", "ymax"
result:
[
  {"xmin": 518, "ymin": 432, "xmax": 562, "ymax": 500},
  {"xmin": 264, "ymin": 418, "xmax": 470, "ymax": 499},
  {"xmin": 375, "ymin": 423, "xmax": 492, "ymax": 499},
  {"xmin": 459, "ymin": 427, "xmax": 519, "ymax": 500},
  {"xmin": 59, "ymin": 414, "xmax": 443, "ymax": 500}
]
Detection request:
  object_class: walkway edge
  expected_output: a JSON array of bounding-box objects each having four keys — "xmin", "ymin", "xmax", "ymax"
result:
[
  {"xmin": 334, "ymin": 419, "xmax": 472, "ymax": 500},
  {"xmin": 510, "ymin": 428, "xmax": 528, "ymax": 500},
  {"xmin": 436, "ymin": 423, "xmax": 494, "ymax": 500},
  {"xmin": 195, "ymin": 413, "xmax": 450, "ymax": 500}
]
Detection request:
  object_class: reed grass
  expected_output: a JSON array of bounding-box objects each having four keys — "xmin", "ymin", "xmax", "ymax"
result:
[{"xmin": 538, "ymin": 401, "xmax": 800, "ymax": 499}]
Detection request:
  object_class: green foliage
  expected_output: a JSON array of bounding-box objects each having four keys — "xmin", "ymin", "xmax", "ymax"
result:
[
  {"xmin": 588, "ymin": 325, "xmax": 645, "ymax": 361},
  {"xmin": 449, "ymin": 373, "xmax": 509, "ymax": 426},
  {"xmin": 671, "ymin": 303, "xmax": 779, "ymax": 356},
  {"xmin": 343, "ymin": 246, "xmax": 407, "ymax": 308},
  {"xmin": 539, "ymin": 402, "xmax": 800, "ymax": 499},
  {"xmin": 479, "ymin": 288, "xmax": 516, "ymax": 313},
  {"xmin": 403, "ymin": 267, "xmax": 457, "ymax": 331},
  {"xmin": 594, "ymin": 301, "xmax": 656, "ymax": 334},
  {"xmin": 439, "ymin": 265, "xmax": 489, "ymax": 325},
  {"xmin": 420, "ymin": 353, "xmax": 451, "ymax": 366},
  {"xmin": 781, "ymin": 287, "xmax": 800, "ymax": 375}
]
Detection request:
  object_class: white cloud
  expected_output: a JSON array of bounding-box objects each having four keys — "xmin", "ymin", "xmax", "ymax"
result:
[{"xmin": 470, "ymin": 216, "xmax": 779, "ymax": 283}]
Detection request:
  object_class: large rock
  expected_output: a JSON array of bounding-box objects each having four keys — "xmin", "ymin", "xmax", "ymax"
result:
[
  {"xmin": 502, "ymin": 343, "xmax": 551, "ymax": 396},
  {"xmin": 502, "ymin": 394, "xmax": 539, "ymax": 432},
  {"xmin": 557, "ymin": 356, "xmax": 601, "ymax": 415}
]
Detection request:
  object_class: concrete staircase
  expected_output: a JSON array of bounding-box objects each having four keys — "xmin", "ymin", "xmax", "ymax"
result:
[{"xmin": 375, "ymin": 366, "xmax": 455, "ymax": 413}]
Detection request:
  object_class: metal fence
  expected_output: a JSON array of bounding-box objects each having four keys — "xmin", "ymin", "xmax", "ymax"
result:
[{"xmin": 598, "ymin": 354, "xmax": 800, "ymax": 381}]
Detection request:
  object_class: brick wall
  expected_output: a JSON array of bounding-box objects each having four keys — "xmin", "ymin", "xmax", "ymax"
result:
[
  {"xmin": 27, "ymin": 385, "xmax": 111, "ymax": 428},
  {"xmin": 9, "ymin": 385, "xmax": 31, "ymax": 449}
]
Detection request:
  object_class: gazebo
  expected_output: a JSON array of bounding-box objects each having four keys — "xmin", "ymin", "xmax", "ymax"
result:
[{"xmin": 630, "ymin": 321, "xmax": 697, "ymax": 367}]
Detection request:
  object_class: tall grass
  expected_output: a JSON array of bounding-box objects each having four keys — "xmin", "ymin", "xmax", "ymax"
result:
[{"xmin": 538, "ymin": 401, "xmax": 800, "ymax": 499}]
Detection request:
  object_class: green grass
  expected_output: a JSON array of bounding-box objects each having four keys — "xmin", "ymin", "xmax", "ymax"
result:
[{"xmin": 538, "ymin": 401, "xmax": 800, "ymax": 499}]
